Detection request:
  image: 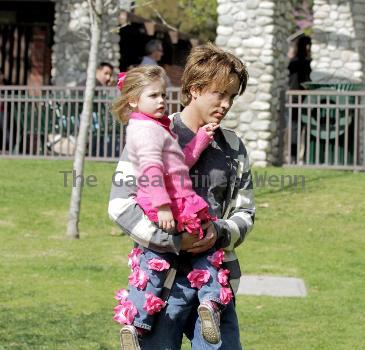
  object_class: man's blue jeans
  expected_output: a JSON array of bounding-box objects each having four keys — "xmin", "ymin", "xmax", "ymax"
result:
[{"xmin": 139, "ymin": 274, "xmax": 243, "ymax": 350}]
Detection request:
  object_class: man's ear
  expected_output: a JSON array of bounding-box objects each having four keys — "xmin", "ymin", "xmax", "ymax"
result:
[{"xmin": 190, "ymin": 86, "xmax": 200, "ymax": 99}]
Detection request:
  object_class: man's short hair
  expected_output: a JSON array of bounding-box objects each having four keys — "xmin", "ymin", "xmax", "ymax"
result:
[
  {"xmin": 97, "ymin": 62, "xmax": 114, "ymax": 70},
  {"xmin": 145, "ymin": 39, "xmax": 163, "ymax": 55},
  {"xmin": 181, "ymin": 43, "xmax": 249, "ymax": 106}
]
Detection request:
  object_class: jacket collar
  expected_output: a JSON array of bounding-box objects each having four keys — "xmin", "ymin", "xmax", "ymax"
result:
[{"xmin": 131, "ymin": 112, "xmax": 176, "ymax": 138}]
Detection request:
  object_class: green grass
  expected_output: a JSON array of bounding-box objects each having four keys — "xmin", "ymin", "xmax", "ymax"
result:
[{"xmin": 0, "ymin": 159, "xmax": 364, "ymax": 349}]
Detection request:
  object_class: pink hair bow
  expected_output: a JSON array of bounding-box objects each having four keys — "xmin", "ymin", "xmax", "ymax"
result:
[{"xmin": 117, "ymin": 72, "xmax": 127, "ymax": 90}]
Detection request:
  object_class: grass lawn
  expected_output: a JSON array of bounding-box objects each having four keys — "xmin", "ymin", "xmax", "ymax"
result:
[{"xmin": 0, "ymin": 159, "xmax": 364, "ymax": 350}]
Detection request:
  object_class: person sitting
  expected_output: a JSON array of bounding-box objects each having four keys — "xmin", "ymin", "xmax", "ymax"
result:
[
  {"xmin": 140, "ymin": 40, "xmax": 164, "ymax": 66},
  {"xmin": 95, "ymin": 62, "xmax": 114, "ymax": 86}
]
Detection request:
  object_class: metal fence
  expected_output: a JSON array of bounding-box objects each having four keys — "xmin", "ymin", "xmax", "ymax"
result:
[
  {"xmin": 0, "ymin": 85, "xmax": 182, "ymax": 161},
  {"xmin": 285, "ymin": 90, "xmax": 365, "ymax": 170}
]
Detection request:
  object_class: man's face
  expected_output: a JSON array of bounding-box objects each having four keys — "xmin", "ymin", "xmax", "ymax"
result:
[
  {"xmin": 190, "ymin": 74, "xmax": 240, "ymax": 125},
  {"xmin": 96, "ymin": 66, "xmax": 113, "ymax": 86},
  {"xmin": 151, "ymin": 45, "xmax": 164, "ymax": 62}
]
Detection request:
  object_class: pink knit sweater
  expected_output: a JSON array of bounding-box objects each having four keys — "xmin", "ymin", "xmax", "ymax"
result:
[{"xmin": 126, "ymin": 112, "xmax": 212, "ymax": 217}]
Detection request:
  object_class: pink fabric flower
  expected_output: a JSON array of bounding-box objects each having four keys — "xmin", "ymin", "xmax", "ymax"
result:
[
  {"xmin": 117, "ymin": 72, "xmax": 127, "ymax": 90},
  {"xmin": 187, "ymin": 269, "xmax": 211, "ymax": 289},
  {"xmin": 208, "ymin": 249, "xmax": 225, "ymax": 268},
  {"xmin": 128, "ymin": 247, "xmax": 143, "ymax": 270},
  {"xmin": 113, "ymin": 300, "xmax": 137, "ymax": 325},
  {"xmin": 217, "ymin": 269, "xmax": 230, "ymax": 286},
  {"xmin": 198, "ymin": 209, "xmax": 217, "ymax": 223},
  {"xmin": 114, "ymin": 288, "xmax": 129, "ymax": 301},
  {"xmin": 148, "ymin": 258, "xmax": 170, "ymax": 271},
  {"xmin": 128, "ymin": 266, "xmax": 149, "ymax": 290},
  {"xmin": 143, "ymin": 292, "xmax": 166, "ymax": 315},
  {"xmin": 220, "ymin": 287, "xmax": 233, "ymax": 305},
  {"xmin": 177, "ymin": 213, "xmax": 204, "ymax": 239}
]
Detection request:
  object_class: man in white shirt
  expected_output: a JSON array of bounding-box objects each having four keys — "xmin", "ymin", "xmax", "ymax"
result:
[{"xmin": 140, "ymin": 40, "xmax": 164, "ymax": 66}]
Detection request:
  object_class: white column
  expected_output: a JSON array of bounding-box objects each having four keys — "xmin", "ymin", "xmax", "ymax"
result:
[{"xmin": 216, "ymin": 0, "xmax": 292, "ymax": 166}]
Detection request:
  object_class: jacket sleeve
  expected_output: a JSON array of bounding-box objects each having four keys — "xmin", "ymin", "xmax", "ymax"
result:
[
  {"xmin": 108, "ymin": 148, "xmax": 182, "ymax": 254},
  {"xmin": 182, "ymin": 127, "xmax": 212, "ymax": 168},
  {"xmin": 128, "ymin": 124, "xmax": 172, "ymax": 208},
  {"xmin": 213, "ymin": 137, "xmax": 256, "ymax": 251}
]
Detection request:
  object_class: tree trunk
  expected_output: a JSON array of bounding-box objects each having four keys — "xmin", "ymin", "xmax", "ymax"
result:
[{"xmin": 67, "ymin": 0, "xmax": 103, "ymax": 239}]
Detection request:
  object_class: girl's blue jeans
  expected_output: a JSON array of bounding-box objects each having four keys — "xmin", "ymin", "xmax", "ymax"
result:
[
  {"xmin": 127, "ymin": 248, "xmax": 223, "ymax": 331},
  {"xmin": 138, "ymin": 273, "xmax": 243, "ymax": 350}
]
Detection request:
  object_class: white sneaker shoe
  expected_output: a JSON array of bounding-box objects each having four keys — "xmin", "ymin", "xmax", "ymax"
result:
[
  {"xmin": 120, "ymin": 325, "xmax": 141, "ymax": 350},
  {"xmin": 198, "ymin": 301, "xmax": 221, "ymax": 344}
]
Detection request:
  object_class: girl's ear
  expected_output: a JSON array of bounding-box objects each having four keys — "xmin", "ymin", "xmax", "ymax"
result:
[{"xmin": 129, "ymin": 100, "xmax": 137, "ymax": 109}]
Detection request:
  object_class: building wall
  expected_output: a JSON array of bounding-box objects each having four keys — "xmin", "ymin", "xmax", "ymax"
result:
[
  {"xmin": 52, "ymin": 0, "xmax": 365, "ymax": 165},
  {"xmin": 215, "ymin": 0, "xmax": 292, "ymax": 166},
  {"xmin": 0, "ymin": 1, "xmax": 55, "ymax": 86},
  {"xmin": 52, "ymin": 0, "xmax": 127, "ymax": 86},
  {"xmin": 311, "ymin": 0, "xmax": 365, "ymax": 83},
  {"xmin": 311, "ymin": 0, "xmax": 365, "ymax": 165},
  {"xmin": 216, "ymin": 0, "xmax": 365, "ymax": 166}
]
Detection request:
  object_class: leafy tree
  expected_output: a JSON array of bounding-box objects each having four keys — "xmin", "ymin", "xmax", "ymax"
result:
[
  {"xmin": 292, "ymin": 0, "xmax": 313, "ymax": 33},
  {"xmin": 134, "ymin": 0, "xmax": 217, "ymax": 42}
]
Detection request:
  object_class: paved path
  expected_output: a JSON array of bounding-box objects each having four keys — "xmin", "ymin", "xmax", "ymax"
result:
[{"xmin": 237, "ymin": 275, "xmax": 307, "ymax": 297}]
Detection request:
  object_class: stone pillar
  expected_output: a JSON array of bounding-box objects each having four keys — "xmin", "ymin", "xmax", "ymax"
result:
[
  {"xmin": 216, "ymin": 0, "xmax": 291, "ymax": 166},
  {"xmin": 52, "ymin": 0, "xmax": 124, "ymax": 86},
  {"xmin": 311, "ymin": 0, "xmax": 365, "ymax": 82},
  {"xmin": 312, "ymin": 0, "xmax": 365, "ymax": 165}
]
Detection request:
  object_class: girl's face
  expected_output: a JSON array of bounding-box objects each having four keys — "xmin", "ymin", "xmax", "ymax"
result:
[{"xmin": 132, "ymin": 79, "xmax": 167, "ymax": 118}]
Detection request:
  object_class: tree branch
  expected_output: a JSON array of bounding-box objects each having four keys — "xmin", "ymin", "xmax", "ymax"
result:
[
  {"xmin": 88, "ymin": 0, "xmax": 102, "ymax": 18},
  {"xmin": 104, "ymin": 0, "xmax": 113, "ymax": 9},
  {"xmin": 150, "ymin": 7, "xmax": 178, "ymax": 32},
  {"xmin": 130, "ymin": 0, "xmax": 157, "ymax": 10},
  {"xmin": 87, "ymin": 0, "xmax": 95, "ymax": 24}
]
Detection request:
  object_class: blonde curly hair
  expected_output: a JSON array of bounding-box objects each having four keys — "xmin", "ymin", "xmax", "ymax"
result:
[{"xmin": 112, "ymin": 65, "xmax": 168, "ymax": 124}]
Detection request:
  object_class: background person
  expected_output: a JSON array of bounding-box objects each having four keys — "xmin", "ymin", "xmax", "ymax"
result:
[
  {"xmin": 140, "ymin": 40, "xmax": 164, "ymax": 66},
  {"xmin": 95, "ymin": 62, "xmax": 114, "ymax": 86}
]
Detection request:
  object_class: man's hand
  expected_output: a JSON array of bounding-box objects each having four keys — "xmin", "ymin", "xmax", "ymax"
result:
[
  {"xmin": 180, "ymin": 232, "xmax": 200, "ymax": 251},
  {"xmin": 186, "ymin": 221, "xmax": 217, "ymax": 254}
]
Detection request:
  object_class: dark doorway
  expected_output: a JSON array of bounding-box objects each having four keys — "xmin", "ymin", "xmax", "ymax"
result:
[{"xmin": 0, "ymin": 1, "xmax": 54, "ymax": 85}]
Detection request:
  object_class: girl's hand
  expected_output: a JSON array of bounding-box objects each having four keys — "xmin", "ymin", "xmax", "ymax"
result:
[
  {"xmin": 157, "ymin": 204, "xmax": 175, "ymax": 233},
  {"xmin": 202, "ymin": 123, "xmax": 220, "ymax": 138}
]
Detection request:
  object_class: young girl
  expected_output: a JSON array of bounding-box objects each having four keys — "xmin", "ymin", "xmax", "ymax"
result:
[{"xmin": 111, "ymin": 66, "xmax": 232, "ymax": 349}]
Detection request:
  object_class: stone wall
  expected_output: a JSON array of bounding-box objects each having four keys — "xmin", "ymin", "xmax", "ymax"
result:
[
  {"xmin": 52, "ymin": 0, "xmax": 365, "ymax": 165},
  {"xmin": 52, "ymin": 0, "xmax": 125, "ymax": 86},
  {"xmin": 216, "ymin": 0, "xmax": 365, "ymax": 166},
  {"xmin": 216, "ymin": 0, "xmax": 292, "ymax": 166},
  {"xmin": 311, "ymin": 0, "xmax": 365, "ymax": 165},
  {"xmin": 311, "ymin": 0, "xmax": 365, "ymax": 83}
]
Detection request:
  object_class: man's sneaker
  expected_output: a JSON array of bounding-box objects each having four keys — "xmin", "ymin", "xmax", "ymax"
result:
[
  {"xmin": 120, "ymin": 325, "xmax": 141, "ymax": 350},
  {"xmin": 197, "ymin": 301, "xmax": 221, "ymax": 344}
]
